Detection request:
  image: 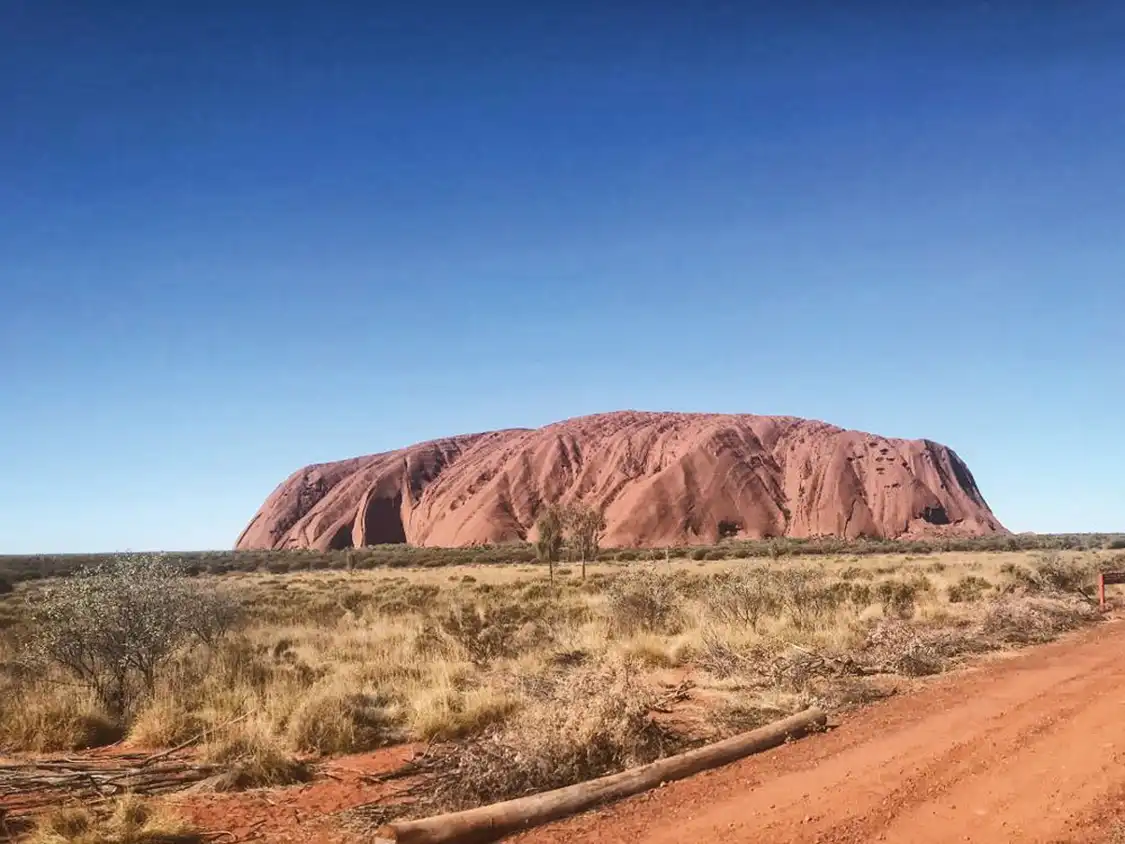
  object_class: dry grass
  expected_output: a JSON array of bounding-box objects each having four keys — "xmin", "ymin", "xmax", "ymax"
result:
[
  {"xmin": 25, "ymin": 796, "xmax": 200, "ymax": 844},
  {"xmin": 428, "ymin": 660, "xmax": 678, "ymax": 812},
  {"xmin": 0, "ymin": 690, "xmax": 122, "ymax": 752},
  {"xmin": 979, "ymin": 594, "xmax": 1099, "ymax": 644},
  {"xmin": 285, "ymin": 680, "xmax": 400, "ymax": 754},
  {"xmin": 0, "ymin": 547, "xmax": 1109, "ymax": 808},
  {"xmin": 199, "ymin": 718, "xmax": 311, "ymax": 791}
]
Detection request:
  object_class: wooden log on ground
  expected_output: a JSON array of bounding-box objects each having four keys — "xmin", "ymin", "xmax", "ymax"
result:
[{"xmin": 378, "ymin": 706, "xmax": 827, "ymax": 844}]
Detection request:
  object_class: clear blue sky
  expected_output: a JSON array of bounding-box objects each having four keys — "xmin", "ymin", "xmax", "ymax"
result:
[{"xmin": 2, "ymin": 2, "xmax": 1123, "ymax": 553}]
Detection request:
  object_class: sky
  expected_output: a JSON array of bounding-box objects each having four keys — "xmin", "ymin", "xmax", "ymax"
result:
[{"xmin": 2, "ymin": 1, "xmax": 1123, "ymax": 553}]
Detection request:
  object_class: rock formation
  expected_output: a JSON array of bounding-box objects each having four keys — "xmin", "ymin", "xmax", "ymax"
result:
[{"xmin": 236, "ymin": 411, "xmax": 1005, "ymax": 550}]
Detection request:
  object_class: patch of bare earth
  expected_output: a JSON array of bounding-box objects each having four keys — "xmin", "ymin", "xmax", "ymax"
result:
[
  {"xmin": 513, "ymin": 617, "xmax": 1125, "ymax": 844},
  {"xmin": 164, "ymin": 746, "xmax": 421, "ymax": 844}
]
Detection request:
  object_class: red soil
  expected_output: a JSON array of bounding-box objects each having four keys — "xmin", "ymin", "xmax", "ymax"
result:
[
  {"xmin": 167, "ymin": 745, "xmax": 421, "ymax": 844},
  {"xmin": 515, "ymin": 619, "xmax": 1125, "ymax": 844}
]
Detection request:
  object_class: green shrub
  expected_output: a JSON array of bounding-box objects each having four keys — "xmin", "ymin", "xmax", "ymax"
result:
[{"xmin": 23, "ymin": 555, "xmax": 240, "ymax": 717}]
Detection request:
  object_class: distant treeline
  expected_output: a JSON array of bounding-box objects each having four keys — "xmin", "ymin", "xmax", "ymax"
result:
[{"xmin": 2, "ymin": 533, "xmax": 1123, "ymax": 586}]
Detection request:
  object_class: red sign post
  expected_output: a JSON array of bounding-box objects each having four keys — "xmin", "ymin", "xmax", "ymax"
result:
[{"xmin": 1099, "ymin": 571, "xmax": 1125, "ymax": 609}]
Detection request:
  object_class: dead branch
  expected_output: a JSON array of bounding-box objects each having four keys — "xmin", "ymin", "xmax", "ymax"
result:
[
  {"xmin": 138, "ymin": 712, "xmax": 252, "ymax": 768},
  {"xmin": 378, "ymin": 707, "xmax": 827, "ymax": 844},
  {"xmin": 0, "ymin": 756, "xmax": 219, "ymax": 815}
]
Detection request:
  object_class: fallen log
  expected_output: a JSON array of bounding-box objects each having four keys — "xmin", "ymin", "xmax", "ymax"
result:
[{"xmin": 377, "ymin": 706, "xmax": 827, "ymax": 844}]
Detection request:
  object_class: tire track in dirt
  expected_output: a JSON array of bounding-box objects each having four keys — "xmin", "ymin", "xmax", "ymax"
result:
[
  {"xmin": 813, "ymin": 645, "xmax": 1125, "ymax": 843},
  {"xmin": 515, "ymin": 619, "xmax": 1125, "ymax": 844}
]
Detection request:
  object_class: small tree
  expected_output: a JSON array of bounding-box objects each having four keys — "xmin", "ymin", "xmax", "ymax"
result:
[
  {"xmin": 566, "ymin": 505, "xmax": 606, "ymax": 581},
  {"xmin": 23, "ymin": 554, "xmax": 240, "ymax": 718},
  {"xmin": 535, "ymin": 505, "xmax": 565, "ymax": 582}
]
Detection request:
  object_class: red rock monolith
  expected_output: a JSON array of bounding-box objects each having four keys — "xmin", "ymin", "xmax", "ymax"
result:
[{"xmin": 236, "ymin": 411, "xmax": 1005, "ymax": 551}]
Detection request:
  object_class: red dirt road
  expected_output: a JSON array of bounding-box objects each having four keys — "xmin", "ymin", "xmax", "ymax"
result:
[{"xmin": 517, "ymin": 619, "xmax": 1125, "ymax": 844}]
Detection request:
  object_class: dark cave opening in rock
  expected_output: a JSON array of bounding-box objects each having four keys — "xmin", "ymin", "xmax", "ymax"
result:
[
  {"xmin": 328, "ymin": 523, "xmax": 354, "ymax": 550},
  {"xmin": 922, "ymin": 505, "xmax": 950, "ymax": 526}
]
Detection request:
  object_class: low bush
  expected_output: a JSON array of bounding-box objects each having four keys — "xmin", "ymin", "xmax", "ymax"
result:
[
  {"xmin": 863, "ymin": 620, "xmax": 944, "ymax": 677},
  {"xmin": 704, "ymin": 570, "xmax": 780, "ymax": 631},
  {"xmin": 606, "ymin": 567, "xmax": 682, "ymax": 634},
  {"xmin": 980, "ymin": 595, "xmax": 1099, "ymax": 645},
  {"xmin": 1002, "ymin": 553, "xmax": 1096, "ymax": 600},
  {"xmin": 1029, "ymin": 553, "xmax": 1096, "ymax": 598},
  {"xmin": 875, "ymin": 578, "xmax": 927, "ymax": 619},
  {"xmin": 430, "ymin": 662, "xmax": 674, "ymax": 811},
  {"xmin": 948, "ymin": 575, "xmax": 992, "ymax": 604},
  {"xmin": 435, "ymin": 599, "xmax": 542, "ymax": 664},
  {"xmin": 774, "ymin": 568, "xmax": 841, "ymax": 631}
]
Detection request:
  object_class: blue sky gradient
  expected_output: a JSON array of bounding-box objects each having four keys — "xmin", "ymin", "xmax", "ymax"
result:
[{"xmin": 2, "ymin": 2, "xmax": 1123, "ymax": 552}]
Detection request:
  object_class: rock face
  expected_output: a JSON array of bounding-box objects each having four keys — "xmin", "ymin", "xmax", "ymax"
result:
[{"xmin": 236, "ymin": 411, "xmax": 1005, "ymax": 551}]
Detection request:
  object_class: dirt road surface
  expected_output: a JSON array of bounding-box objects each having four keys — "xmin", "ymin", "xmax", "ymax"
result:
[{"xmin": 517, "ymin": 619, "xmax": 1125, "ymax": 844}]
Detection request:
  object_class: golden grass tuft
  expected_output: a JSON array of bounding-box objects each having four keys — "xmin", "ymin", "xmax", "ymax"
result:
[
  {"xmin": 0, "ymin": 689, "xmax": 122, "ymax": 752},
  {"xmin": 407, "ymin": 678, "xmax": 520, "ymax": 741},
  {"xmin": 286, "ymin": 679, "xmax": 401, "ymax": 754},
  {"xmin": 27, "ymin": 795, "xmax": 201, "ymax": 844},
  {"xmin": 127, "ymin": 695, "xmax": 208, "ymax": 748},
  {"xmin": 200, "ymin": 719, "xmax": 311, "ymax": 791},
  {"xmin": 616, "ymin": 633, "xmax": 678, "ymax": 668}
]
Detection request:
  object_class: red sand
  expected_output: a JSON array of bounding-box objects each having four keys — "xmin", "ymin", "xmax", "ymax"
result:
[
  {"xmin": 516, "ymin": 620, "xmax": 1125, "ymax": 844},
  {"xmin": 167, "ymin": 745, "xmax": 420, "ymax": 843}
]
